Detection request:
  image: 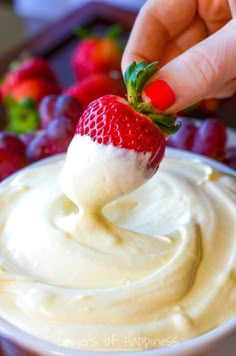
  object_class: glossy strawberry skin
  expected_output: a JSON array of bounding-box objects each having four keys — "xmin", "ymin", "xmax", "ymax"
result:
[
  {"xmin": 76, "ymin": 95, "xmax": 166, "ymax": 171},
  {"xmin": 1, "ymin": 57, "xmax": 59, "ymax": 99},
  {"xmin": 10, "ymin": 78, "xmax": 61, "ymax": 106},
  {"xmin": 65, "ymin": 73, "xmax": 125, "ymax": 109},
  {"xmin": 72, "ymin": 38, "xmax": 122, "ymax": 80}
]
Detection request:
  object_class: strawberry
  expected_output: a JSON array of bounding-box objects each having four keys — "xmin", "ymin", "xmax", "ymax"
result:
[
  {"xmin": 1, "ymin": 57, "xmax": 59, "ymax": 99},
  {"xmin": 75, "ymin": 61, "xmax": 180, "ymax": 174},
  {"xmin": 72, "ymin": 26, "xmax": 123, "ymax": 80},
  {"xmin": 10, "ymin": 78, "xmax": 61, "ymax": 106},
  {"xmin": 64, "ymin": 73, "xmax": 125, "ymax": 109},
  {"xmin": 197, "ymin": 98, "xmax": 220, "ymax": 115}
]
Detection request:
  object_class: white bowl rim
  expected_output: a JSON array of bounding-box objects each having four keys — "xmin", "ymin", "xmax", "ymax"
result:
[
  {"xmin": 0, "ymin": 148, "xmax": 235, "ymax": 355},
  {"xmin": 166, "ymin": 147, "xmax": 236, "ymax": 176}
]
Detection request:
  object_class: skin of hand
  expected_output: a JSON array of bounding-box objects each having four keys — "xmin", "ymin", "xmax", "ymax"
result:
[{"xmin": 122, "ymin": 0, "xmax": 236, "ymax": 113}]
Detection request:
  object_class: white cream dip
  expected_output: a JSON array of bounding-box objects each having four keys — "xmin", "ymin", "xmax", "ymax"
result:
[{"xmin": 0, "ymin": 135, "xmax": 235, "ymax": 351}]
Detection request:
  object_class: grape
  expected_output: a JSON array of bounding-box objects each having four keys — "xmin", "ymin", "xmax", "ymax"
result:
[
  {"xmin": 0, "ymin": 148, "xmax": 26, "ymax": 181},
  {"xmin": 46, "ymin": 117, "xmax": 75, "ymax": 154},
  {"xmin": 38, "ymin": 95, "xmax": 58, "ymax": 129},
  {"xmin": 26, "ymin": 132, "xmax": 52, "ymax": 162},
  {"xmin": 19, "ymin": 132, "xmax": 37, "ymax": 147},
  {"xmin": 224, "ymin": 146, "xmax": 236, "ymax": 170},
  {"xmin": 0, "ymin": 132, "xmax": 25, "ymax": 155},
  {"xmin": 39, "ymin": 95, "xmax": 83, "ymax": 130},
  {"xmin": 26, "ymin": 116, "xmax": 75, "ymax": 161},
  {"xmin": 192, "ymin": 118, "xmax": 227, "ymax": 161},
  {"xmin": 54, "ymin": 95, "xmax": 83, "ymax": 126},
  {"xmin": 167, "ymin": 118, "xmax": 197, "ymax": 150}
]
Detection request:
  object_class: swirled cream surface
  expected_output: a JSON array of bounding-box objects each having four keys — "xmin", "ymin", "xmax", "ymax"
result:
[{"xmin": 0, "ymin": 135, "xmax": 235, "ymax": 351}]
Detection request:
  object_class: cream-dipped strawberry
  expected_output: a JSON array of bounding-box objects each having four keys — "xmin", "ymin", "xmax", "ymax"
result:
[
  {"xmin": 77, "ymin": 61, "xmax": 179, "ymax": 172},
  {"xmin": 60, "ymin": 61, "xmax": 180, "ymax": 208}
]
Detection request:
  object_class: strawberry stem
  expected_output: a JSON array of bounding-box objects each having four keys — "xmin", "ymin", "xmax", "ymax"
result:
[
  {"xmin": 124, "ymin": 61, "xmax": 181, "ymax": 135},
  {"xmin": 74, "ymin": 27, "xmax": 93, "ymax": 39},
  {"xmin": 125, "ymin": 61, "xmax": 157, "ymax": 108},
  {"xmin": 106, "ymin": 24, "xmax": 123, "ymax": 39},
  {"xmin": 75, "ymin": 24, "xmax": 123, "ymax": 40},
  {"xmin": 8, "ymin": 53, "xmax": 31, "ymax": 72},
  {"xmin": 181, "ymin": 102, "xmax": 199, "ymax": 114}
]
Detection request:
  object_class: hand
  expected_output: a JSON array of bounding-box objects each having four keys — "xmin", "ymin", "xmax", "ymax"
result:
[{"xmin": 122, "ymin": 0, "xmax": 236, "ymax": 113}]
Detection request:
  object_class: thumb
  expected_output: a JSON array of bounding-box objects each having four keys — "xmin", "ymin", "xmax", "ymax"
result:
[{"xmin": 142, "ymin": 18, "xmax": 236, "ymax": 113}]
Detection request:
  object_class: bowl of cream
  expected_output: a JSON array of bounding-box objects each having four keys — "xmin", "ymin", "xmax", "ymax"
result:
[{"xmin": 0, "ymin": 138, "xmax": 235, "ymax": 356}]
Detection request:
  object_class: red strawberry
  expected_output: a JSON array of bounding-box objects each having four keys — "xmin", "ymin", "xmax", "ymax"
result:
[
  {"xmin": 1, "ymin": 57, "xmax": 59, "ymax": 99},
  {"xmin": 72, "ymin": 26, "xmax": 123, "ymax": 80},
  {"xmin": 197, "ymin": 98, "xmax": 220, "ymax": 115},
  {"xmin": 10, "ymin": 78, "xmax": 61, "ymax": 106},
  {"xmin": 65, "ymin": 73, "xmax": 125, "ymax": 109},
  {"xmin": 75, "ymin": 62, "xmax": 180, "ymax": 174}
]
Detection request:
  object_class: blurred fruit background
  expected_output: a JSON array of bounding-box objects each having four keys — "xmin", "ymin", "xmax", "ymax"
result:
[
  {"xmin": 0, "ymin": 0, "xmax": 236, "ymax": 181},
  {"xmin": 0, "ymin": 0, "xmax": 144, "ymax": 56}
]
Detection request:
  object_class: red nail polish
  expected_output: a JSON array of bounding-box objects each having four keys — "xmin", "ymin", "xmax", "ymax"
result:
[
  {"xmin": 144, "ymin": 80, "xmax": 176, "ymax": 110},
  {"xmin": 232, "ymin": 77, "xmax": 236, "ymax": 81}
]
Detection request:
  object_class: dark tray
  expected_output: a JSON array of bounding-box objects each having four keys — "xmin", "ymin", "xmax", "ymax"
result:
[
  {"xmin": 0, "ymin": 1, "xmax": 136, "ymax": 87},
  {"xmin": 0, "ymin": 1, "xmax": 236, "ymax": 130}
]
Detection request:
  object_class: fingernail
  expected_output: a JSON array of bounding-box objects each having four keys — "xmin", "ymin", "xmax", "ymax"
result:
[
  {"xmin": 144, "ymin": 79, "xmax": 176, "ymax": 110},
  {"xmin": 232, "ymin": 77, "xmax": 236, "ymax": 81}
]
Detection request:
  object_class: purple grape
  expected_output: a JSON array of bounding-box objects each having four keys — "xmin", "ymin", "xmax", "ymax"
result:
[
  {"xmin": 0, "ymin": 148, "xmax": 26, "ymax": 181},
  {"xmin": 26, "ymin": 132, "xmax": 52, "ymax": 162},
  {"xmin": 46, "ymin": 117, "xmax": 75, "ymax": 154},
  {"xmin": 54, "ymin": 95, "xmax": 83, "ymax": 126},
  {"xmin": 38, "ymin": 95, "xmax": 58, "ymax": 129},
  {"xmin": 192, "ymin": 118, "xmax": 227, "ymax": 161},
  {"xmin": 167, "ymin": 118, "xmax": 197, "ymax": 150},
  {"xmin": 0, "ymin": 132, "xmax": 25, "ymax": 154},
  {"xmin": 224, "ymin": 146, "xmax": 236, "ymax": 170},
  {"xmin": 19, "ymin": 132, "xmax": 37, "ymax": 147}
]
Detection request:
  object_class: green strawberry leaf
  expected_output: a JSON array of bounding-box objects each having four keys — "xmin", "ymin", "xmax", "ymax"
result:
[
  {"xmin": 124, "ymin": 61, "xmax": 181, "ymax": 135},
  {"xmin": 182, "ymin": 102, "xmax": 199, "ymax": 114},
  {"xmin": 106, "ymin": 24, "xmax": 123, "ymax": 39},
  {"xmin": 155, "ymin": 121, "xmax": 181, "ymax": 134},
  {"xmin": 8, "ymin": 52, "xmax": 32, "ymax": 72},
  {"xmin": 9, "ymin": 60, "xmax": 22, "ymax": 71},
  {"xmin": 5, "ymin": 96, "xmax": 40, "ymax": 134},
  {"xmin": 75, "ymin": 24, "xmax": 123, "ymax": 41},
  {"xmin": 74, "ymin": 27, "xmax": 93, "ymax": 39},
  {"xmin": 125, "ymin": 61, "xmax": 158, "ymax": 108}
]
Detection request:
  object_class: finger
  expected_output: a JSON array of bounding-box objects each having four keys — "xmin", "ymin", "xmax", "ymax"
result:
[
  {"xmin": 205, "ymin": 79, "xmax": 236, "ymax": 98},
  {"xmin": 142, "ymin": 18, "xmax": 236, "ymax": 113},
  {"xmin": 121, "ymin": 0, "xmax": 197, "ymax": 73},
  {"xmin": 160, "ymin": 15, "xmax": 207, "ymax": 66},
  {"xmin": 228, "ymin": 0, "xmax": 236, "ymax": 16},
  {"xmin": 198, "ymin": 0, "xmax": 232, "ymax": 34}
]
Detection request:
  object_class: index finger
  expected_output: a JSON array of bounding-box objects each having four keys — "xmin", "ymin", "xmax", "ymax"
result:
[{"xmin": 121, "ymin": 0, "xmax": 197, "ymax": 73}]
